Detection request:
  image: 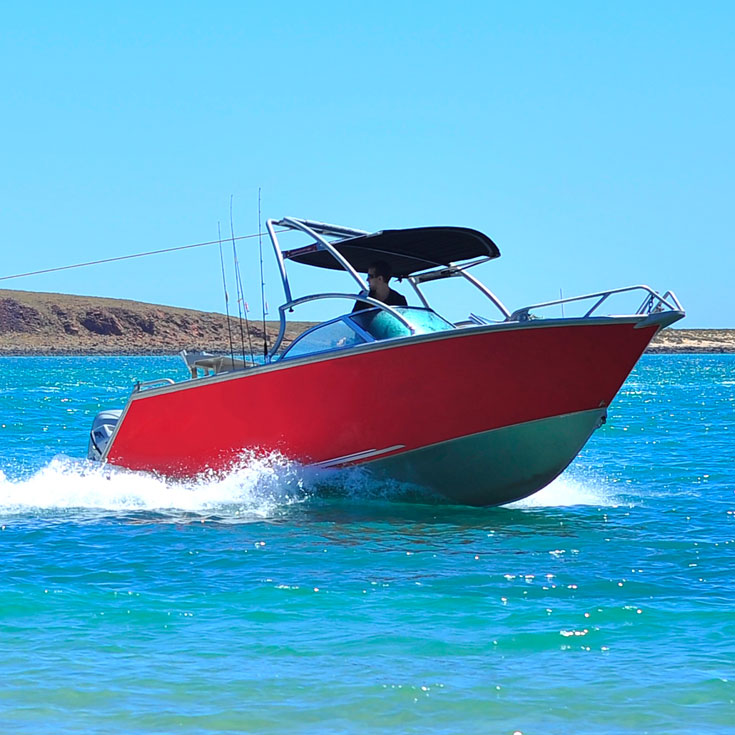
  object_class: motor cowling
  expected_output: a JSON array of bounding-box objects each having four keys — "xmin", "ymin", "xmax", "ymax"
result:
[{"xmin": 87, "ymin": 409, "xmax": 123, "ymax": 461}]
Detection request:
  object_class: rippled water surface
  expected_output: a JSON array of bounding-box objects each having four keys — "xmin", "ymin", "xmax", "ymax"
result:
[{"xmin": 0, "ymin": 355, "xmax": 733, "ymax": 734}]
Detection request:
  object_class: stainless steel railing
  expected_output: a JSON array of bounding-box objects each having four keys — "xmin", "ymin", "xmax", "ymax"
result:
[
  {"xmin": 509, "ymin": 285, "xmax": 683, "ymax": 322},
  {"xmin": 133, "ymin": 378, "xmax": 176, "ymax": 392}
]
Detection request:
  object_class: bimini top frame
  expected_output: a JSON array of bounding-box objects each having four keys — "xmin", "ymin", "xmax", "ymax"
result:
[
  {"xmin": 264, "ymin": 217, "xmax": 510, "ymax": 359},
  {"xmin": 263, "ymin": 217, "xmax": 684, "ymax": 362}
]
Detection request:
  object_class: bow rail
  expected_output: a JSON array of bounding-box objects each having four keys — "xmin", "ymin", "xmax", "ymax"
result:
[{"xmin": 509, "ymin": 285, "xmax": 683, "ymax": 322}]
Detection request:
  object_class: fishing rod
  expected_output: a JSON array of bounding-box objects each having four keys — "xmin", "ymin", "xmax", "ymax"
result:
[
  {"xmin": 229, "ymin": 196, "xmax": 254, "ymax": 364},
  {"xmin": 218, "ymin": 222, "xmax": 236, "ymax": 369},
  {"xmin": 258, "ymin": 188, "xmax": 269, "ymax": 359}
]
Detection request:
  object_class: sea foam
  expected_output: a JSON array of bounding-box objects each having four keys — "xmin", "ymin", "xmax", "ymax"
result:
[
  {"xmin": 0, "ymin": 452, "xmax": 308, "ymax": 518},
  {"xmin": 508, "ymin": 473, "xmax": 620, "ymax": 508},
  {"xmin": 0, "ymin": 453, "xmax": 618, "ymax": 518}
]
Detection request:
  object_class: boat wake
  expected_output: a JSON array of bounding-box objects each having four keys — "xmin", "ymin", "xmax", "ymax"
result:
[
  {"xmin": 0, "ymin": 454, "xmax": 619, "ymax": 521},
  {"xmin": 508, "ymin": 473, "xmax": 619, "ymax": 508},
  {"xmin": 0, "ymin": 452, "xmax": 309, "ymax": 520}
]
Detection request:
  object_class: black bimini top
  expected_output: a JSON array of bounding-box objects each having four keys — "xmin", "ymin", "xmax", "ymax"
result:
[{"xmin": 284, "ymin": 226, "xmax": 500, "ymax": 278}]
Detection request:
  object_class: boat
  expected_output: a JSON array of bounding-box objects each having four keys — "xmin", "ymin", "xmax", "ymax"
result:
[{"xmin": 87, "ymin": 217, "xmax": 684, "ymax": 506}]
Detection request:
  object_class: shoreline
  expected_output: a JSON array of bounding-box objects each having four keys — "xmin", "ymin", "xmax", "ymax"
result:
[
  {"xmin": 0, "ymin": 332, "xmax": 732, "ymax": 356},
  {"xmin": 0, "ymin": 351, "xmax": 729, "ymax": 356},
  {"xmin": 0, "ymin": 288, "xmax": 732, "ymax": 355}
]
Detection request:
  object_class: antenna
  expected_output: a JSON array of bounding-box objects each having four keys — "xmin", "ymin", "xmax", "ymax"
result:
[
  {"xmin": 258, "ymin": 188, "xmax": 268, "ymax": 359},
  {"xmin": 230, "ymin": 196, "xmax": 254, "ymax": 364},
  {"xmin": 218, "ymin": 221, "xmax": 236, "ymax": 368}
]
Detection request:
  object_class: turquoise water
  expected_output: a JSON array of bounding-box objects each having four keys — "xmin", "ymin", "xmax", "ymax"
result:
[{"xmin": 0, "ymin": 355, "xmax": 733, "ymax": 734}]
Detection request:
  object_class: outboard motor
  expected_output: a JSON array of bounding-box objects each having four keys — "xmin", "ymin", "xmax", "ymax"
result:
[{"xmin": 87, "ymin": 410, "xmax": 123, "ymax": 461}]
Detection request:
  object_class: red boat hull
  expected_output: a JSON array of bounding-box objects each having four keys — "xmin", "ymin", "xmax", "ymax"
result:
[{"xmin": 104, "ymin": 318, "xmax": 660, "ymax": 505}]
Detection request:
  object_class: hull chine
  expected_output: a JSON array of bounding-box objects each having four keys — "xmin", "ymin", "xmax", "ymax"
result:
[{"xmin": 361, "ymin": 408, "xmax": 607, "ymax": 507}]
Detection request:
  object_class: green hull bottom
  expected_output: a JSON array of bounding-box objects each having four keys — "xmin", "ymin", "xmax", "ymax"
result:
[{"xmin": 366, "ymin": 408, "xmax": 607, "ymax": 506}]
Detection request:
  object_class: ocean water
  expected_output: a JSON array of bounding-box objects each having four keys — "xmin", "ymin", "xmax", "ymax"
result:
[{"xmin": 0, "ymin": 355, "xmax": 733, "ymax": 734}]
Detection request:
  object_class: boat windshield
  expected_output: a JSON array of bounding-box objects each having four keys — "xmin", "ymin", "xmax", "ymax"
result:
[
  {"xmin": 350, "ymin": 306, "xmax": 453, "ymax": 341},
  {"xmin": 280, "ymin": 307, "xmax": 453, "ymax": 361}
]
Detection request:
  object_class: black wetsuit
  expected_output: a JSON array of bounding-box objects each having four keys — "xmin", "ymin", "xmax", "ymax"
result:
[{"xmin": 352, "ymin": 288, "xmax": 407, "ymax": 313}]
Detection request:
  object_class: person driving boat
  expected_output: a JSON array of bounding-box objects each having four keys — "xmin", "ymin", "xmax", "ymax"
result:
[{"xmin": 352, "ymin": 260, "xmax": 407, "ymax": 312}]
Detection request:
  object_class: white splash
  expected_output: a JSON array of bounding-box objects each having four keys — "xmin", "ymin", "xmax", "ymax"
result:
[
  {"xmin": 507, "ymin": 473, "xmax": 619, "ymax": 508},
  {"xmin": 0, "ymin": 452, "xmax": 308, "ymax": 518},
  {"xmin": 0, "ymin": 455, "xmax": 622, "ymax": 518}
]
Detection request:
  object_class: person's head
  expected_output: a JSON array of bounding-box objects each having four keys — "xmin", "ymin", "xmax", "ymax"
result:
[{"xmin": 367, "ymin": 260, "xmax": 392, "ymax": 294}]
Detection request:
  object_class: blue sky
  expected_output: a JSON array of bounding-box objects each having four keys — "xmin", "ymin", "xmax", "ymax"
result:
[{"xmin": 1, "ymin": 1, "xmax": 732, "ymax": 327}]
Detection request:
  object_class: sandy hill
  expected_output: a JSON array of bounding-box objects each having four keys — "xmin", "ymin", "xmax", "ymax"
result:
[
  {"xmin": 646, "ymin": 328, "xmax": 734, "ymax": 353},
  {"xmin": 0, "ymin": 288, "xmax": 731, "ymax": 354},
  {"xmin": 0, "ymin": 289, "xmax": 310, "ymax": 355}
]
